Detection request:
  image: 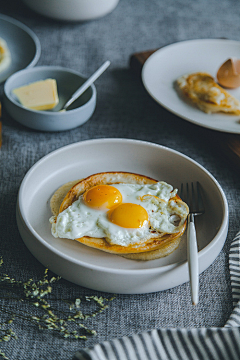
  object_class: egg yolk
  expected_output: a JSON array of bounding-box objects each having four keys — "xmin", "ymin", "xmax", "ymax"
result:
[
  {"xmin": 108, "ymin": 203, "xmax": 148, "ymax": 228},
  {"xmin": 83, "ymin": 185, "xmax": 122, "ymax": 210}
]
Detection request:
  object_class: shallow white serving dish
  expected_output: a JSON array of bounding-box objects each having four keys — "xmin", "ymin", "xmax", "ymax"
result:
[
  {"xmin": 4, "ymin": 66, "xmax": 96, "ymax": 132},
  {"xmin": 17, "ymin": 139, "xmax": 228, "ymax": 294},
  {"xmin": 0, "ymin": 14, "xmax": 40, "ymax": 83},
  {"xmin": 22, "ymin": 0, "xmax": 119, "ymax": 22}
]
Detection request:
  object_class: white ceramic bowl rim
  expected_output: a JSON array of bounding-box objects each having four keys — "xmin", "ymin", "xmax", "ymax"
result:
[
  {"xmin": 22, "ymin": 0, "xmax": 120, "ymax": 21},
  {"xmin": 4, "ymin": 65, "xmax": 96, "ymax": 114},
  {"xmin": 0, "ymin": 13, "xmax": 41, "ymax": 69},
  {"xmin": 18, "ymin": 138, "xmax": 229, "ymax": 275}
]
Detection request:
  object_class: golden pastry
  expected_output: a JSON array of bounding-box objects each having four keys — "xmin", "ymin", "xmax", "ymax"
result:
[{"xmin": 177, "ymin": 72, "xmax": 240, "ymax": 114}]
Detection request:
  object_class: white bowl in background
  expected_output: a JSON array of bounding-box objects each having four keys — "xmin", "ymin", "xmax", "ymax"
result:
[
  {"xmin": 22, "ymin": 0, "xmax": 120, "ymax": 21},
  {"xmin": 16, "ymin": 139, "xmax": 228, "ymax": 294},
  {"xmin": 4, "ymin": 66, "xmax": 96, "ymax": 132}
]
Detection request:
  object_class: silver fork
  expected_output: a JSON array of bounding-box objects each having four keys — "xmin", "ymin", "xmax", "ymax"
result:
[{"xmin": 180, "ymin": 182, "xmax": 205, "ymax": 305}]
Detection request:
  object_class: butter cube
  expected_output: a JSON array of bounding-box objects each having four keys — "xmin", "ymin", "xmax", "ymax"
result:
[{"xmin": 13, "ymin": 79, "xmax": 59, "ymax": 111}]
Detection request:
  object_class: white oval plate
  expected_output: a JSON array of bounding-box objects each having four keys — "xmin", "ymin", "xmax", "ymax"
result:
[
  {"xmin": 0, "ymin": 14, "xmax": 41, "ymax": 83},
  {"xmin": 142, "ymin": 39, "xmax": 240, "ymax": 134},
  {"xmin": 17, "ymin": 139, "xmax": 228, "ymax": 294}
]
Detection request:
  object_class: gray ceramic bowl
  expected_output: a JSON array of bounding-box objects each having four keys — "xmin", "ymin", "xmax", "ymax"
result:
[
  {"xmin": 3, "ymin": 66, "xmax": 96, "ymax": 131},
  {"xmin": 0, "ymin": 14, "xmax": 41, "ymax": 83}
]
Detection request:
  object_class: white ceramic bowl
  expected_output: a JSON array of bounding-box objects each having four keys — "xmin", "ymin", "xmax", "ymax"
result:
[
  {"xmin": 22, "ymin": 0, "xmax": 119, "ymax": 22},
  {"xmin": 16, "ymin": 139, "xmax": 228, "ymax": 294},
  {"xmin": 4, "ymin": 66, "xmax": 96, "ymax": 132}
]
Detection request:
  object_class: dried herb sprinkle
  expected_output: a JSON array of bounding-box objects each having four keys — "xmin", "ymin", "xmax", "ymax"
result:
[{"xmin": 0, "ymin": 258, "xmax": 115, "ymax": 360}]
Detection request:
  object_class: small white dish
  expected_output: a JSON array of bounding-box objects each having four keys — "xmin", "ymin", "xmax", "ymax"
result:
[
  {"xmin": 22, "ymin": 0, "xmax": 119, "ymax": 22},
  {"xmin": 0, "ymin": 14, "xmax": 40, "ymax": 83},
  {"xmin": 142, "ymin": 39, "xmax": 240, "ymax": 134},
  {"xmin": 4, "ymin": 66, "xmax": 96, "ymax": 132},
  {"xmin": 16, "ymin": 138, "xmax": 228, "ymax": 294}
]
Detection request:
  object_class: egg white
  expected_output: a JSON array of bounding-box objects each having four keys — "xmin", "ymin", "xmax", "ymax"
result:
[{"xmin": 50, "ymin": 181, "xmax": 188, "ymax": 247}]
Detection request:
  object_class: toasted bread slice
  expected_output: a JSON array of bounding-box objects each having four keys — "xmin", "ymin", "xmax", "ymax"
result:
[
  {"xmin": 177, "ymin": 72, "xmax": 240, "ymax": 114},
  {"xmin": 50, "ymin": 172, "xmax": 188, "ymax": 260}
]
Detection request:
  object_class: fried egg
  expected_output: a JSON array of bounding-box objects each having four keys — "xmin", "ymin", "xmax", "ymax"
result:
[{"xmin": 50, "ymin": 181, "xmax": 188, "ymax": 247}]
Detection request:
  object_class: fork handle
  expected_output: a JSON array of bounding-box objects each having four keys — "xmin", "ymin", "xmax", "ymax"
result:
[{"xmin": 187, "ymin": 214, "xmax": 199, "ymax": 305}]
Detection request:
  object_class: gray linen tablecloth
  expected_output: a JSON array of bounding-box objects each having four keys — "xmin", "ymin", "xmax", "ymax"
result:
[
  {"xmin": 73, "ymin": 232, "xmax": 240, "ymax": 359},
  {"xmin": 1, "ymin": 0, "xmax": 240, "ymax": 359}
]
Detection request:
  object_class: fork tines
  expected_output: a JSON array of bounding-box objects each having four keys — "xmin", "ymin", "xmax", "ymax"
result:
[{"xmin": 180, "ymin": 182, "xmax": 205, "ymax": 216}]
